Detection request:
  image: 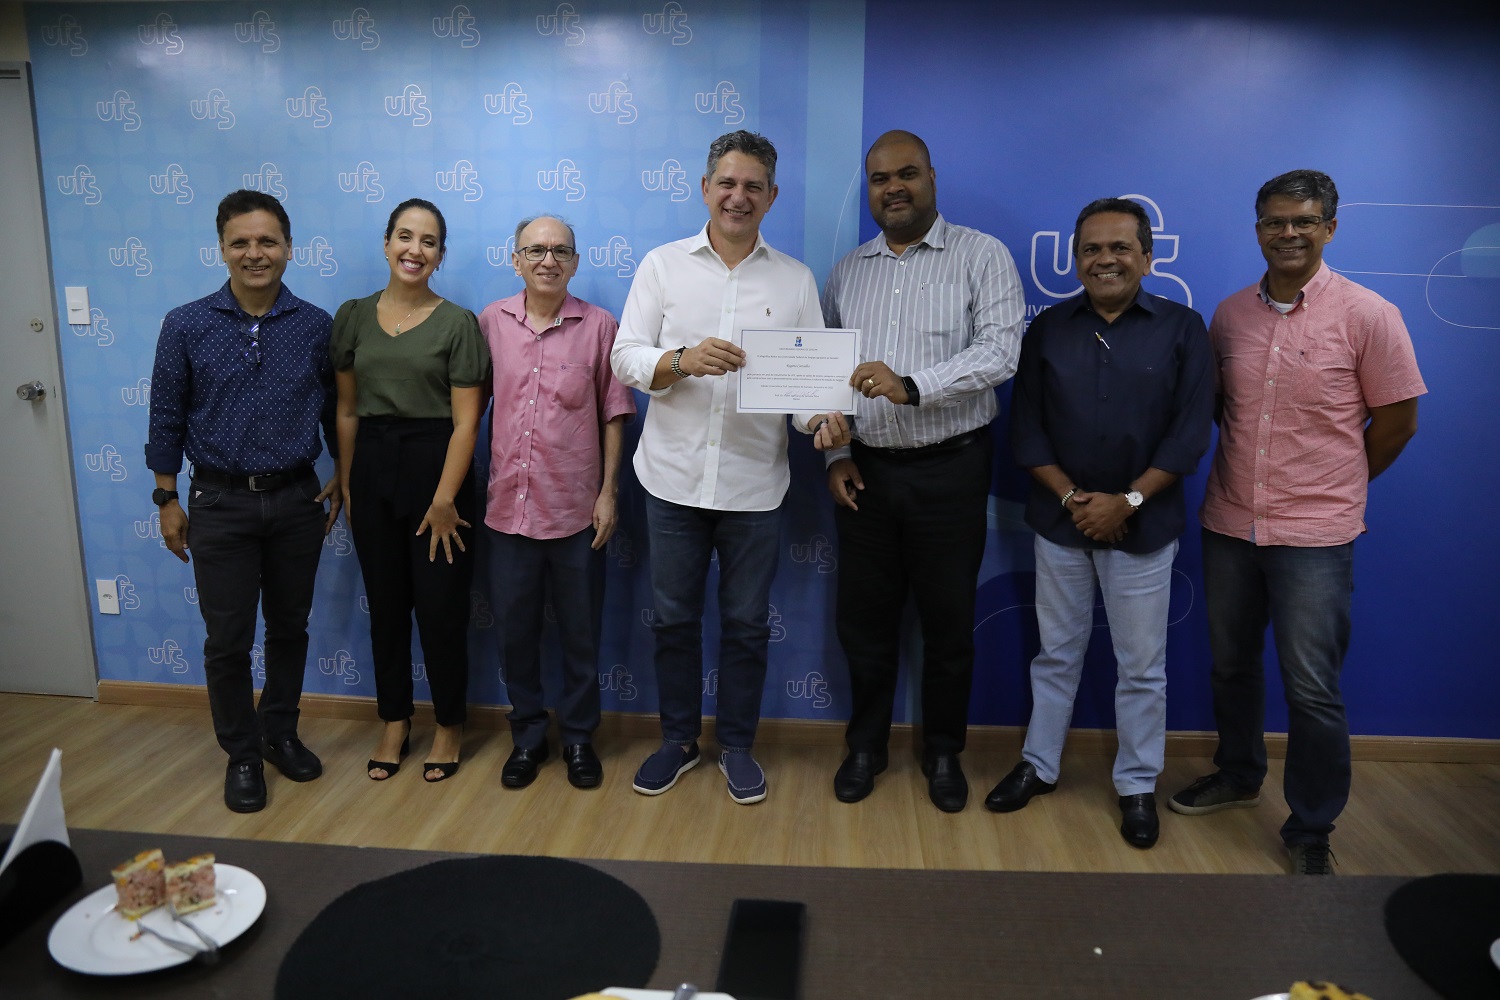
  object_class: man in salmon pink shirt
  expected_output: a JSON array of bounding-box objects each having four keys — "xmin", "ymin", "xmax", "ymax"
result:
[
  {"xmin": 479, "ymin": 214, "xmax": 636, "ymax": 791},
  {"xmin": 1167, "ymin": 171, "xmax": 1426, "ymax": 875}
]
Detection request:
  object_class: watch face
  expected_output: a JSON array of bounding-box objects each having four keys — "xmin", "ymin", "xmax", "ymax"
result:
[{"xmin": 1126, "ymin": 491, "xmax": 1144, "ymax": 508}]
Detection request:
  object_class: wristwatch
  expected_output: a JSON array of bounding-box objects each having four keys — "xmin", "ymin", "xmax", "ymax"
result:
[
  {"xmin": 900, "ymin": 375, "xmax": 920, "ymax": 405},
  {"xmin": 152, "ymin": 488, "xmax": 180, "ymax": 506},
  {"xmin": 670, "ymin": 346, "xmax": 688, "ymax": 378},
  {"xmin": 1124, "ymin": 490, "xmax": 1144, "ymax": 510}
]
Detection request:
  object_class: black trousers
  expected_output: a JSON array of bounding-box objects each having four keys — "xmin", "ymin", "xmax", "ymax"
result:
[
  {"xmin": 835, "ymin": 429, "xmax": 992, "ymax": 756},
  {"xmin": 348, "ymin": 418, "xmax": 474, "ymax": 727},
  {"xmin": 188, "ymin": 469, "xmax": 326, "ymax": 765}
]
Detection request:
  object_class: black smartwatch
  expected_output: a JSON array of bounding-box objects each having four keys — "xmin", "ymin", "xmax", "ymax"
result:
[
  {"xmin": 152, "ymin": 488, "xmax": 179, "ymax": 506},
  {"xmin": 901, "ymin": 375, "xmax": 920, "ymax": 405}
]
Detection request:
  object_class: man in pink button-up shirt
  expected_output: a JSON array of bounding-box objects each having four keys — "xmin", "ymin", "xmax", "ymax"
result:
[
  {"xmin": 1168, "ymin": 171, "xmax": 1426, "ymax": 875},
  {"xmin": 479, "ymin": 215, "xmax": 635, "ymax": 792}
]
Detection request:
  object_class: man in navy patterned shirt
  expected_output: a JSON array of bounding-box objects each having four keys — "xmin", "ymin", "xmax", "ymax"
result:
[{"xmin": 145, "ymin": 190, "xmax": 340, "ymax": 813}]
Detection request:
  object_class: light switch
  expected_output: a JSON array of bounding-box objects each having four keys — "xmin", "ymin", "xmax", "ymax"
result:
[
  {"xmin": 65, "ymin": 286, "xmax": 90, "ymax": 326},
  {"xmin": 96, "ymin": 578, "xmax": 120, "ymax": 615}
]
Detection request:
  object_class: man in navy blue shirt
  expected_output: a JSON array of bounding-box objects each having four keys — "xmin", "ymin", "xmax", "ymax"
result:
[
  {"xmin": 146, "ymin": 189, "xmax": 340, "ymax": 813},
  {"xmin": 986, "ymin": 198, "xmax": 1213, "ymax": 848}
]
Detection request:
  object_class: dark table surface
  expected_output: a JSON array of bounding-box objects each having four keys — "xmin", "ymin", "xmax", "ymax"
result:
[{"xmin": 0, "ymin": 827, "xmax": 1438, "ymax": 998}]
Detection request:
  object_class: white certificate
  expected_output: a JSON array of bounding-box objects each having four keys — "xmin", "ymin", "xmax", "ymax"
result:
[{"xmin": 735, "ymin": 327, "xmax": 860, "ymax": 414}]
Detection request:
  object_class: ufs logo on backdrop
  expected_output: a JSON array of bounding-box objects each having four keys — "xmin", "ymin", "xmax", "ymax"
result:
[
  {"xmin": 183, "ymin": 586, "xmax": 197, "ymax": 605},
  {"xmin": 324, "ymin": 522, "xmax": 354, "ymax": 556},
  {"xmin": 485, "ymin": 236, "xmax": 518, "ymax": 267},
  {"xmin": 436, "ymin": 160, "xmax": 483, "ymax": 202},
  {"xmin": 250, "ymin": 643, "xmax": 265, "ymax": 683},
  {"xmin": 599, "ymin": 665, "xmax": 638, "ymax": 701},
  {"xmin": 412, "ymin": 662, "xmax": 427, "ymax": 682},
  {"xmin": 109, "ymin": 237, "xmax": 152, "ymax": 276},
  {"xmin": 787, "ymin": 671, "xmax": 833, "ymax": 709},
  {"xmin": 589, "ymin": 236, "xmax": 636, "ymax": 278},
  {"xmin": 433, "ymin": 5, "xmax": 480, "ymax": 47},
  {"xmin": 469, "ymin": 590, "xmax": 493, "ymax": 629},
  {"xmin": 483, "ymin": 84, "xmax": 532, "ymax": 124},
  {"xmin": 148, "ymin": 164, "xmax": 193, "ymax": 205},
  {"xmin": 147, "ymin": 639, "xmax": 189, "ymax": 674},
  {"xmin": 703, "ymin": 668, "xmax": 718, "ymax": 697},
  {"xmin": 1030, "ymin": 193, "xmax": 1192, "ymax": 307},
  {"xmin": 604, "ymin": 525, "xmax": 637, "ymax": 564},
  {"xmin": 338, "ymin": 161, "xmax": 384, "ymax": 203},
  {"xmin": 286, "ymin": 87, "xmax": 333, "ymax": 128},
  {"xmin": 292, "ymin": 237, "xmax": 338, "ymax": 276},
  {"xmin": 332, "ymin": 8, "xmax": 380, "ymax": 50},
  {"xmin": 642, "ymin": 159, "xmax": 691, "ymax": 202},
  {"xmin": 694, "ymin": 81, "xmax": 744, "ymax": 125},
  {"xmin": 537, "ymin": 159, "xmax": 585, "ymax": 203},
  {"xmin": 120, "ymin": 378, "xmax": 151, "ymax": 406},
  {"xmin": 85, "ymin": 444, "xmax": 127, "ymax": 481},
  {"xmin": 134, "ymin": 510, "xmax": 163, "ymax": 543},
  {"xmin": 318, "ymin": 650, "xmax": 361, "ymax": 685},
  {"xmin": 57, "ymin": 166, "xmax": 102, "ymax": 206},
  {"xmin": 790, "ymin": 534, "xmax": 836, "ymax": 574},
  {"xmin": 40, "ymin": 15, "xmax": 88, "ymax": 56},
  {"xmin": 235, "ymin": 11, "xmax": 281, "ymax": 52},
  {"xmin": 189, "ymin": 89, "xmax": 236, "ymax": 130},
  {"xmin": 113, "ymin": 575, "xmax": 141, "ymax": 611},
  {"xmin": 386, "ymin": 85, "xmax": 432, "ymax": 127},
  {"xmin": 643, "ymin": 2, "xmax": 692, "ymax": 45},
  {"xmin": 200, "ymin": 245, "xmax": 225, "ymax": 268},
  {"xmin": 768, "ymin": 603, "xmax": 786, "ymax": 642},
  {"xmin": 244, "ymin": 163, "xmax": 287, "ymax": 201},
  {"xmin": 97, "ymin": 90, "xmax": 141, "ymax": 132},
  {"xmin": 537, "ymin": 3, "xmax": 584, "ymax": 44},
  {"xmin": 138, "ymin": 13, "xmax": 185, "ymax": 54},
  {"xmin": 588, "ymin": 82, "xmax": 636, "ymax": 125}
]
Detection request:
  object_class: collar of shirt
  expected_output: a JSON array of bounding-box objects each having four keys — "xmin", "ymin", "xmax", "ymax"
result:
[
  {"xmin": 496, "ymin": 290, "xmax": 586, "ymax": 330},
  {"xmin": 687, "ymin": 221, "xmax": 770, "ymax": 267},
  {"xmin": 206, "ymin": 280, "xmax": 303, "ymax": 321},
  {"xmin": 1058, "ymin": 285, "xmax": 1161, "ymax": 324},
  {"xmin": 1256, "ymin": 260, "xmax": 1332, "ymax": 309},
  {"xmin": 857, "ymin": 213, "xmax": 948, "ymax": 259}
]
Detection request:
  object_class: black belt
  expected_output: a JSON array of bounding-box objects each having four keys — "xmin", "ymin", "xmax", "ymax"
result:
[
  {"xmin": 192, "ymin": 465, "xmax": 312, "ymax": 492},
  {"xmin": 854, "ymin": 428, "xmax": 984, "ymax": 461}
]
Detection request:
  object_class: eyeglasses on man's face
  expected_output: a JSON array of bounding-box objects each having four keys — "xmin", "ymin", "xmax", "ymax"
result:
[
  {"xmin": 517, "ymin": 244, "xmax": 577, "ymax": 263},
  {"xmin": 1255, "ymin": 215, "xmax": 1329, "ymax": 236}
]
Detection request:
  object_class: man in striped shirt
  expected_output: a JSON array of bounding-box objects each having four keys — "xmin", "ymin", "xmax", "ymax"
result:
[{"xmin": 821, "ymin": 130, "xmax": 1025, "ymax": 812}]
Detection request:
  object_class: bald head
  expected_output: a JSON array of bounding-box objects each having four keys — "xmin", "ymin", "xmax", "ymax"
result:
[{"xmin": 865, "ymin": 130, "xmax": 932, "ymax": 173}]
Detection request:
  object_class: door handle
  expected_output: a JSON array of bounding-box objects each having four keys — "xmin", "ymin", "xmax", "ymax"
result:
[{"xmin": 16, "ymin": 380, "xmax": 46, "ymax": 402}]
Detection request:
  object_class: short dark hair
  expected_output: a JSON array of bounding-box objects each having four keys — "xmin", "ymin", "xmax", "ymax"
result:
[
  {"xmin": 513, "ymin": 214, "xmax": 577, "ymax": 248},
  {"xmin": 385, "ymin": 197, "xmax": 447, "ymax": 253},
  {"xmin": 865, "ymin": 129, "xmax": 932, "ymax": 174},
  {"xmin": 705, "ymin": 130, "xmax": 777, "ymax": 188},
  {"xmin": 216, "ymin": 189, "xmax": 290, "ymax": 242},
  {"xmin": 1073, "ymin": 197, "xmax": 1153, "ymax": 256},
  {"xmin": 1255, "ymin": 169, "xmax": 1339, "ymax": 220}
]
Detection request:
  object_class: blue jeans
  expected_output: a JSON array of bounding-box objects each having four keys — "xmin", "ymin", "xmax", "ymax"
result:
[
  {"xmin": 488, "ymin": 525, "xmax": 604, "ymax": 749},
  {"xmin": 644, "ymin": 492, "xmax": 781, "ymax": 750},
  {"xmin": 1023, "ymin": 536, "xmax": 1177, "ymax": 796},
  {"xmin": 187, "ymin": 470, "xmax": 326, "ymax": 765},
  {"xmin": 1202, "ymin": 529, "xmax": 1354, "ymax": 845}
]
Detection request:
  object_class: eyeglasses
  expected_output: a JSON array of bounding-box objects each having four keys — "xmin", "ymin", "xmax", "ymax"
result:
[
  {"xmin": 242, "ymin": 319, "xmax": 261, "ymax": 366},
  {"xmin": 518, "ymin": 244, "xmax": 577, "ymax": 263},
  {"xmin": 1256, "ymin": 215, "xmax": 1329, "ymax": 235}
]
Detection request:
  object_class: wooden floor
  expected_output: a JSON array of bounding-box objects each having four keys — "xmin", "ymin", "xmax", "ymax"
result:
[{"xmin": 4, "ymin": 693, "xmax": 1497, "ymax": 877}]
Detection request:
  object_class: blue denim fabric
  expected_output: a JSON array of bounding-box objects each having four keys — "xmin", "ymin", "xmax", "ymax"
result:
[
  {"xmin": 643, "ymin": 492, "xmax": 781, "ymax": 750},
  {"xmin": 1023, "ymin": 536, "xmax": 1178, "ymax": 795},
  {"xmin": 1202, "ymin": 529, "xmax": 1354, "ymax": 844},
  {"xmin": 187, "ymin": 470, "xmax": 326, "ymax": 764}
]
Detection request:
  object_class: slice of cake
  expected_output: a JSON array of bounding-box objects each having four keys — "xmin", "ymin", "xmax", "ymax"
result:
[
  {"xmin": 164, "ymin": 853, "xmax": 217, "ymax": 914},
  {"xmin": 1289, "ymin": 981, "xmax": 1374, "ymax": 1000},
  {"xmin": 110, "ymin": 848, "xmax": 165, "ymax": 920}
]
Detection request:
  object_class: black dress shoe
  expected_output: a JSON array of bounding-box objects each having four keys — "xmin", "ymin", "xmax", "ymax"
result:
[
  {"xmin": 262, "ymin": 736, "xmax": 322, "ymax": 782},
  {"xmin": 983, "ymin": 760, "xmax": 1058, "ymax": 813},
  {"xmin": 563, "ymin": 743, "xmax": 603, "ymax": 789},
  {"xmin": 225, "ymin": 761, "xmax": 267, "ymax": 813},
  {"xmin": 501, "ymin": 744, "xmax": 550, "ymax": 788},
  {"xmin": 833, "ymin": 750, "xmax": 888, "ymax": 803},
  {"xmin": 1119, "ymin": 793, "xmax": 1160, "ymax": 849},
  {"xmin": 920, "ymin": 753, "xmax": 968, "ymax": 813}
]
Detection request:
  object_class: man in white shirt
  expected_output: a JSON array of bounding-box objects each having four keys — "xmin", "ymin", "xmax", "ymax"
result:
[{"xmin": 611, "ymin": 130, "xmax": 845, "ymax": 804}]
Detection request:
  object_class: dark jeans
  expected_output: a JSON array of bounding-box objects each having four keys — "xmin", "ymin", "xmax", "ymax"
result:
[
  {"xmin": 187, "ymin": 469, "xmax": 326, "ymax": 766},
  {"xmin": 835, "ymin": 430, "xmax": 992, "ymax": 756},
  {"xmin": 1202, "ymin": 528, "xmax": 1355, "ymax": 845},
  {"xmin": 488, "ymin": 525, "xmax": 604, "ymax": 749},
  {"xmin": 644, "ymin": 492, "xmax": 782, "ymax": 750},
  {"xmin": 348, "ymin": 419, "xmax": 474, "ymax": 727}
]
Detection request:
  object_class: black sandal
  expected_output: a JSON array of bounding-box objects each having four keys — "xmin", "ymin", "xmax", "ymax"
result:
[{"xmin": 367, "ymin": 722, "xmax": 411, "ymax": 781}]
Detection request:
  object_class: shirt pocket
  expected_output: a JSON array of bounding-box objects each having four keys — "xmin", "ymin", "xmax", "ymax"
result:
[
  {"xmin": 1286, "ymin": 347, "xmax": 1359, "ymax": 410},
  {"xmin": 915, "ymin": 282, "xmax": 965, "ymax": 335},
  {"xmin": 552, "ymin": 362, "xmax": 596, "ymax": 411}
]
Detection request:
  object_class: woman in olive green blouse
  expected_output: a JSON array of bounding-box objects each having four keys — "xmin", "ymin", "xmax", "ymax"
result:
[{"xmin": 331, "ymin": 198, "xmax": 489, "ymax": 783}]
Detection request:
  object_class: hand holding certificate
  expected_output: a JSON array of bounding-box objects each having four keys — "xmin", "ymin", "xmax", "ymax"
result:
[{"xmin": 735, "ymin": 328, "xmax": 861, "ymax": 414}]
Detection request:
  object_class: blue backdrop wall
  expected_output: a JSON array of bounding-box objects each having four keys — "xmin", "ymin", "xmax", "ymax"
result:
[{"xmin": 25, "ymin": 1, "xmax": 1500, "ymax": 740}]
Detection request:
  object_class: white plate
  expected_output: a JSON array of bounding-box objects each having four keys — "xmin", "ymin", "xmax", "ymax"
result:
[
  {"xmin": 1491, "ymin": 936, "xmax": 1500, "ymax": 970},
  {"xmin": 47, "ymin": 863, "xmax": 266, "ymax": 975},
  {"xmin": 1249, "ymin": 995, "xmax": 1289, "ymax": 1000}
]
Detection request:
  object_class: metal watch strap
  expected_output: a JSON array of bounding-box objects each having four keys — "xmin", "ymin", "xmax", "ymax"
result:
[
  {"xmin": 1060, "ymin": 488, "xmax": 1076, "ymax": 508},
  {"xmin": 670, "ymin": 346, "xmax": 687, "ymax": 378}
]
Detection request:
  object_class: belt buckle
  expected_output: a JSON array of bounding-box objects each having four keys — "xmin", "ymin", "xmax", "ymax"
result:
[{"xmin": 247, "ymin": 473, "xmax": 273, "ymax": 492}]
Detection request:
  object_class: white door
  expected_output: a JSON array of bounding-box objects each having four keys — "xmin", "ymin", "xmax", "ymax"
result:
[{"xmin": 0, "ymin": 62, "xmax": 97, "ymax": 696}]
